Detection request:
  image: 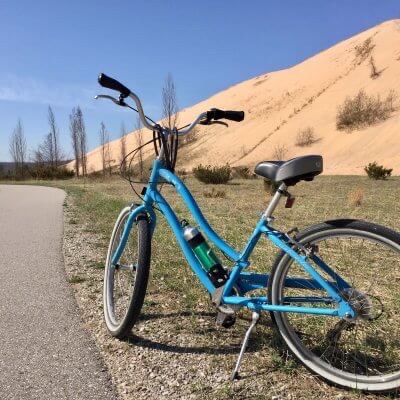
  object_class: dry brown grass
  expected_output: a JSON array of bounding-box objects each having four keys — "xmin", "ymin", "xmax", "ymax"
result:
[
  {"xmin": 30, "ymin": 175, "xmax": 400, "ymax": 400},
  {"xmin": 203, "ymin": 187, "xmax": 226, "ymax": 198},
  {"xmin": 347, "ymin": 187, "xmax": 364, "ymax": 207}
]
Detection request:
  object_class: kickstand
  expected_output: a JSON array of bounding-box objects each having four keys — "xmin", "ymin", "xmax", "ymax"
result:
[{"xmin": 231, "ymin": 311, "xmax": 260, "ymax": 381}]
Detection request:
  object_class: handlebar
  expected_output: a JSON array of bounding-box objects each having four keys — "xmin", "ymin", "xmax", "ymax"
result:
[
  {"xmin": 98, "ymin": 72, "xmax": 155, "ymax": 131},
  {"xmin": 98, "ymin": 73, "xmax": 131, "ymax": 97},
  {"xmin": 96, "ymin": 73, "xmax": 245, "ymax": 135},
  {"xmin": 207, "ymin": 109, "xmax": 245, "ymax": 122}
]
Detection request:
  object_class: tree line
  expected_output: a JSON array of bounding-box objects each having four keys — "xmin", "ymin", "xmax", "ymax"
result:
[
  {"xmin": 4, "ymin": 74, "xmax": 179, "ymax": 180},
  {"xmin": 6, "ymin": 106, "xmax": 88, "ymax": 179},
  {"xmin": 5, "ymin": 105, "xmax": 147, "ymax": 180}
]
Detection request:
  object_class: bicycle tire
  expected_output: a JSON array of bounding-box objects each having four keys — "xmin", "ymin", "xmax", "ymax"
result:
[
  {"xmin": 268, "ymin": 219, "xmax": 400, "ymax": 393},
  {"xmin": 103, "ymin": 206, "xmax": 151, "ymax": 339}
]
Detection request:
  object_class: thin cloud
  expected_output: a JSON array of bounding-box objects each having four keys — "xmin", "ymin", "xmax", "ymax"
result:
[{"xmin": 0, "ymin": 75, "xmax": 96, "ymax": 108}]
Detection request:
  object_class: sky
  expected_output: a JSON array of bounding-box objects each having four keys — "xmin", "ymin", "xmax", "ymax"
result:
[{"xmin": 0, "ymin": 0, "xmax": 399, "ymax": 161}]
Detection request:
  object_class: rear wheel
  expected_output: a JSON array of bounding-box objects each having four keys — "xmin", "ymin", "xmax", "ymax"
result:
[
  {"xmin": 103, "ymin": 207, "xmax": 151, "ymax": 339},
  {"xmin": 268, "ymin": 219, "xmax": 400, "ymax": 393}
]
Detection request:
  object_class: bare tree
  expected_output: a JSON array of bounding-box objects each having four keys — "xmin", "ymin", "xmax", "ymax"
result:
[
  {"xmin": 32, "ymin": 146, "xmax": 45, "ymax": 166},
  {"xmin": 162, "ymin": 73, "xmax": 178, "ymax": 130},
  {"xmin": 135, "ymin": 116, "xmax": 144, "ymax": 181},
  {"xmin": 47, "ymin": 106, "xmax": 61, "ymax": 167},
  {"xmin": 9, "ymin": 119, "xmax": 27, "ymax": 177},
  {"xmin": 119, "ymin": 122, "xmax": 127, "ymax": 174},
  {"xmin": 69, "ymin": 108, "xmax": 80, "ymax": 177},
  {"xmin": 105, "ymin": 138, "xmax": 112, "ymax": 176},
  {"xmin": 99, "ymin": 122, "xmax": 107, "ymax": 176},
  {"xmin": 39, "ymin": 108, "xmax": 63, "ymax": 170},
  {"xmin": 76, "ymin": 107, "xmax": 88, "ymax": 176},
  {"xmin": 37, "ymin": 133, "xmax": 52, "ymax": 166}
]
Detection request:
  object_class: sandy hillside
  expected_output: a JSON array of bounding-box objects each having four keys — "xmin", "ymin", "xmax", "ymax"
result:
[{"xmin": 71, "ymin": 19, "xmax": 400, "ymax": 175}]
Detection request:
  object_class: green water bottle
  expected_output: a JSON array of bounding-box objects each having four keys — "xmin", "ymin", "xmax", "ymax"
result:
[{"xmin": 182, "ymin": 222, "xmax": 228, "ymax": 288}]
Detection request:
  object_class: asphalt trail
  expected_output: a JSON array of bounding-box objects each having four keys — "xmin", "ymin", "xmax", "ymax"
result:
[{"xmin": 0, "ymin": 185, "xmax": 118, "ymax": 400}]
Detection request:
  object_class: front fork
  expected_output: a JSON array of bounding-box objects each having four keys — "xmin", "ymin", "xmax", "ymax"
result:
[{"xmin": 111, "ymin": 203, "xmax": 156, "ymax": 266}]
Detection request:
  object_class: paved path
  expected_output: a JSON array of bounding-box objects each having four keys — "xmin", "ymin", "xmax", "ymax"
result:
[{"xmin": 0, "ymin": 185, "xmax": 118, "ymax": 400}]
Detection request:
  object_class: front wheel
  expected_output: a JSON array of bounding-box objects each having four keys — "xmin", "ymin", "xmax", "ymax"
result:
[
  {"xmin": 103, "ymin": 206, "xmax": 151, "ymax": 339},
  {"xmin": 268, "ymin": 219, "xmax": 400, "ymax": 393}
]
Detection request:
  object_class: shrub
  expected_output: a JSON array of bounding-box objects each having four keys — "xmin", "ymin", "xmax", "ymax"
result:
[
  {"xmin": 295, "ymin": 127, "xmax": 317, "ymax": 147},
  {"xmin": 347, "ymin": 188, "xmax": 364, "ymax": 207},
  {"xmin": 273, "ymin": 144, "xmax": 288, "ymax": 161},
  {"xmin": 176, "ymin": 169, "xmax": 187, "ymax": 182},
  {"xmin": 231, "ymin": 166, "xmax": 256, "ymax": 179},
  {"xmin": 29, "ymin": 165, "xmax": 74, "ymax": 180},
  {"xmin": 364, "ymin": 162, "xmax": 392, "ymax": 180},
  {"xmin": 355, "ymin": 37, "xmax": 375, "ymax": 61},
  {"xmin": 193, "ymin": 164, "xmax": 231, "ymax": 184},
  {"xmin": 336, "ymin": 90, "xmax": 397, "ymax": 131},
  {"xmin": 203, "ymin": 187, "xmax": 226, "ymax": 198},
  {"xmin": 176, "ymin": 169, "xmax": 187, "ymax": 177},
  {"xmin": 86, "ymin": 170, "xmax": 103, "ymax": 180}
]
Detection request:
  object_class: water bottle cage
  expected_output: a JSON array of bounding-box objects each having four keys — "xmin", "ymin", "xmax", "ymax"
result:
[{"xmin": 207, "ymin": 264, "xmax": 229, "ymax": 288}]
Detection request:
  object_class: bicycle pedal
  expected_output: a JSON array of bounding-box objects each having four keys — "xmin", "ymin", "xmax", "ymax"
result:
[{"xmin": 216, "ymin": 305, "xmax": 236, "ymax": 328}]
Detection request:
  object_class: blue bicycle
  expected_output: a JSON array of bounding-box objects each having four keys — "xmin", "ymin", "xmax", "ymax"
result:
[{"xmin": 96, "ymin": 73, "xmax": 400, "ymax": 393}]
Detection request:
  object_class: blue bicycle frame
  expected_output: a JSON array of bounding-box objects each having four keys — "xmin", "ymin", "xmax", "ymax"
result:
[{"xmin": 112, "ymin": 158, "xmax": 355, "ymax": 319}]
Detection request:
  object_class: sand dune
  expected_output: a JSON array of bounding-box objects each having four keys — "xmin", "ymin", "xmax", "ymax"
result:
[{"xmin": 69, "ymin": 19, "xmax": 400, "ymax": 175}]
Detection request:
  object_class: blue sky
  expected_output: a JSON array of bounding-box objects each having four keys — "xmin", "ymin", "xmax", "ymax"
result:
[{"xmin": 1, "ymin": 0, "xmax": 399, "ymax": 161}]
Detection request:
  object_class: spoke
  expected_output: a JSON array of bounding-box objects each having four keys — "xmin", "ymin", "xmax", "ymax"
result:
[
  {"xmin": 280, "ymin": 230, "xmax": 400, "ymax": 382},
  {"xmin": 109, "ymin": 215, "xmax": 139, "ymax": 323}
]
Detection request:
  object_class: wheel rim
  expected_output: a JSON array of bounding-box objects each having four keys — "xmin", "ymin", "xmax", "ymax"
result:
[
  {"xmin": 273, "ymin": 228, "xmax": 400, "ymax": 388},
  {"xmin": 105, "ymin": 212, "xmax": 139, "ymax": 329}
]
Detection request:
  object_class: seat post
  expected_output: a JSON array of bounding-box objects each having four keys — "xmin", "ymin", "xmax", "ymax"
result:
[{"xmin": 263, "ymin": 182, "xmax": 287, "ymax": 221}]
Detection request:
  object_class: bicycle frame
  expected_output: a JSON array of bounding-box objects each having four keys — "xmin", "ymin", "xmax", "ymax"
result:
[{"xmin": 112, "ymin": 158, "xmax": 355, "ymax": 319}]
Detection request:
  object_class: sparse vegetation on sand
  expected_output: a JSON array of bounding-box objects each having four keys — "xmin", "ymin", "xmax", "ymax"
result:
[
  {"xmin": 295, "ymin": 127, "xmax": 318, "ymax": 147},
  {"xmin": 355, "ymin": 37, "xmax": 375, "ymax": 61},
  {"xmin": 336, "ymin": 89, "xmax": 397, "ymax": 131},
  {"xmin": 193, "ymin": 164, "xmax": 232, "ymax": 184},
  {"xmin": 272, "ymin": 144, "xmax": 288, "ymax": 161}
]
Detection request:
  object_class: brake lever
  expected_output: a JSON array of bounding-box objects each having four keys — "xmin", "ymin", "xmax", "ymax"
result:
[
  {"xmin": 199, "ymin": 119, "xmax": 228, "ymax": 127},
  {"xmin": 212, "ymin": 121, "xmax": 229, "ymax": 127},
  {"xmin": 94, "ymin": 94, "xmax": 128, "ymax": 107}
]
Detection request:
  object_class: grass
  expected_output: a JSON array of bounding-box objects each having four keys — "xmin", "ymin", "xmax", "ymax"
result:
[
  {"xmin": 67, "ymin": 275, "xmax": 86, "ymax": 284},
  {"xmin": 4, "ymin": 174, "xmax": 400, "ymax": 399}
]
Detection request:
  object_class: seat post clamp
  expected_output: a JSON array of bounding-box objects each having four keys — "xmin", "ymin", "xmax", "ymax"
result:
[{"xmin": 278, "ymin": 188, "xmax": 296, "ymax": 208}]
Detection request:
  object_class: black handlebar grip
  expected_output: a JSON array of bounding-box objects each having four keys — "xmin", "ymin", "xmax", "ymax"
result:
[
  {"xmin": 222, "ymin": 110, "xmax": 245, "ymax": 122},
  {"xmin": 98, "ymin": 73, "xmax": 131, "ymax": 97},
  {"xmin": 208, "ymin": 108, "xmax": 245, "ymax": 122}
]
